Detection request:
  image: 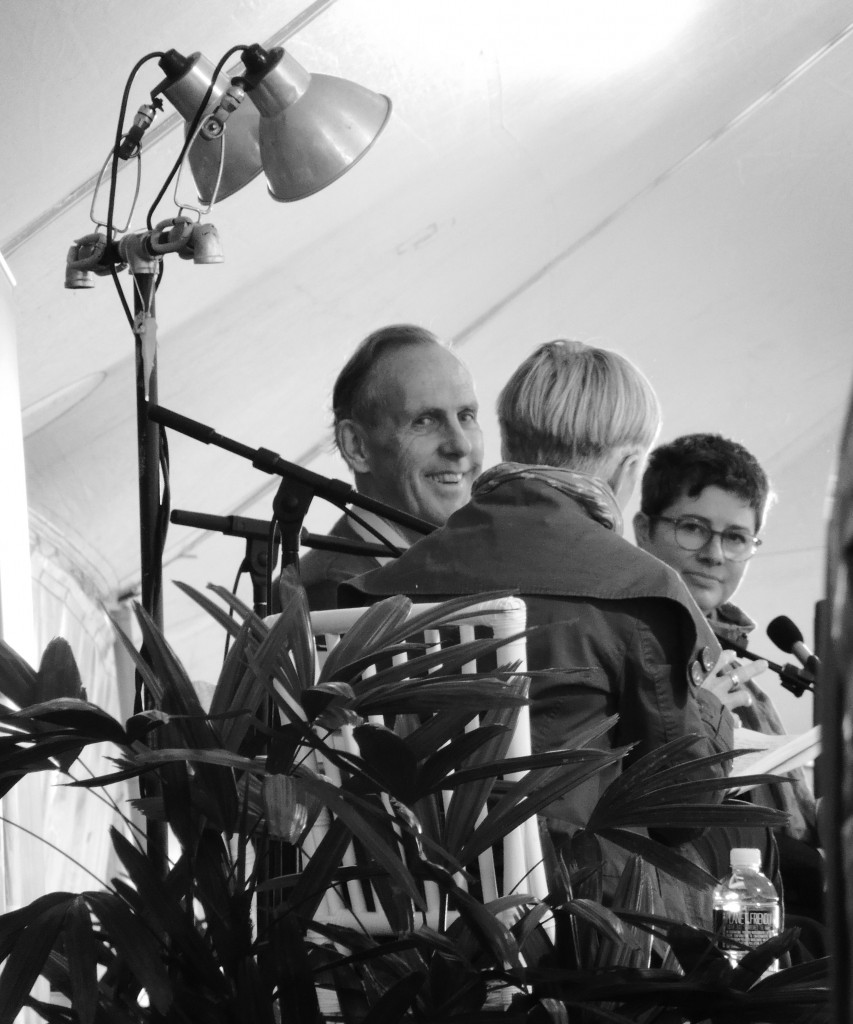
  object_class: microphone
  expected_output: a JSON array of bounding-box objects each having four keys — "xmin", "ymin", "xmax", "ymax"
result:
[
  {"xmin": 767, "ymin": 616, "xmax": 820, "ymax": 676},
  {"xmin": 171, "ymin": 509, "xmax": 271, "ymax": 541}
]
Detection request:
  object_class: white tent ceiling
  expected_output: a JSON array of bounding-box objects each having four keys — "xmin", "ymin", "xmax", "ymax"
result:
[{"xmin": 3, "ymin": 0, "xmax": 852, "ymax": 733}]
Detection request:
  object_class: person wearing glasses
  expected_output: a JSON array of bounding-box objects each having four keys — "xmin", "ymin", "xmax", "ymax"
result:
[
  {"xmin": 633, "ymin": 432, "xmax": 822, "ymax": 951},
  {"xmin": 632, "ymin": 433, "xmax": 770, "ymax": 712}
]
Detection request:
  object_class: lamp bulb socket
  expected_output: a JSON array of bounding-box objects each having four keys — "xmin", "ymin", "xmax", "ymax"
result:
[
  {"xmin": 159, "ymin": 49, "xmax": 193, "ymax": 81},
  {"xmin": 240, "ymin": 44, "xmax": 284, "ymax": 88}
]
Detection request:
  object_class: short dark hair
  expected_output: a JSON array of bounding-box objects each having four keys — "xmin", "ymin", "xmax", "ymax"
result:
[
  {"xmin": 640, "ymin": 433, "xmax": 773, "ymax": 531},
  {"xmin": 332, "ymin": 324, "xmax": 439, "ymax": 427}
]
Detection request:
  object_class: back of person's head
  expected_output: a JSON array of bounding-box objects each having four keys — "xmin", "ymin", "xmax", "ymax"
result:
[
  {"xmin": 640, "ymin": 433, "xmax": 773, "ymax": 530},
  {"xmin": 497, "ymin": 339, "xmax": 662, "ymax": 478},
  {"xmin": 332, "ymin": 324, "xmax": 440, "ymax": 430}
]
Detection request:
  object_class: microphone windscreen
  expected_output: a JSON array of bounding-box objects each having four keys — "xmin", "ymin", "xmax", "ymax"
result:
[{"xmin": 767, "ymin": 614, "xmax": 804, "ymax": 653}]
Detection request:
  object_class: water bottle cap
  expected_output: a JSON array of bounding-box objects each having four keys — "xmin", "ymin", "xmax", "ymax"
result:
[{"xmin": 730, "ymin": 847, "xmax": 762, "ymax": 868}]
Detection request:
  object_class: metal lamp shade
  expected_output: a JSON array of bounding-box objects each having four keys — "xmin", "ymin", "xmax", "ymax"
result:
[
  {"xmin": 242, "ymin": 47, "xmax": 392, "ymax": 202},
  {"xmin": 160, "ymin": 51, "xmax": 263, "ymax": 204}
]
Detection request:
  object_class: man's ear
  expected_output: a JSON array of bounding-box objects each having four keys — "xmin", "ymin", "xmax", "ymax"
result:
[
  {"xmin": 336, "ymin": 419, "xmax": 372, "ymax": 475},
  {"xmin": 633, "ymin": 510, "xmax": 652, "ymax": 549}
]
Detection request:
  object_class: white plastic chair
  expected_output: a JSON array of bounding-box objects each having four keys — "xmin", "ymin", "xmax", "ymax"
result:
[{"xmin": 302, "ymin": 595, "xmax": 549, "ymax": 934}]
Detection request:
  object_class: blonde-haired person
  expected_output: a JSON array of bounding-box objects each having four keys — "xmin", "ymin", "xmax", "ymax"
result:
[
  {"xmin": 344, "ymin": 340, "xmax": 738, "ymax": 894},
  {"xmin": 498, "ymin": 338, "xmax": 661, "ymax": 477}
]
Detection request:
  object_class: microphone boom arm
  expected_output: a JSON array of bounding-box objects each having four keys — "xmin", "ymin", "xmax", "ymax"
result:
[
  {"xmin": 148, "ymin": 404, "xmax": 435, "ymax": 536},
  {"xmin": 171, "ymin": 509, "xmax": 397, "ymax": 559},
  {"xmin": 714, "ymin": 634, "xmax": 815, "ymax": 696}
]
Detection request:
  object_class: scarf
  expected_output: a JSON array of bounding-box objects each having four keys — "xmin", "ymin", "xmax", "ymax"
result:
[{"xmin": 473, "ymin": 462, "xmax": 623, "ymax": 535}]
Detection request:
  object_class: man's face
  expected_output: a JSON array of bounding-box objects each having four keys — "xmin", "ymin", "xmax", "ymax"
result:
[
  {"xmin": 348, "ymin": 345, "xmax": 484, "ymax": 527},
  {"xmin": 634, "ymin": 485, "xmax": 757, "ymax": 614}
]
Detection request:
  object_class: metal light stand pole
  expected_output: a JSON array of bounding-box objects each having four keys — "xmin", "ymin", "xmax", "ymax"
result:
[
  {"xmin": 128, "ymin": 254, "xmax": 169, "ymax": 878},
  {"xmin": 133, "ymin": 272, "xmax": 163, "ymax": 632}
]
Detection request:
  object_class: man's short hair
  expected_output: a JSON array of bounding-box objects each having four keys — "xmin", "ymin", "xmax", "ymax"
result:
[
  {"xmin": 640, "ymin": 433, "xmax": 774, "ymax": 531},
  {"xmin": 497, "ymin": 339, "xmax": 662, "ymax": 472},
  {"xmin": 332, "ymin": 324, "xmax": 440, "ymax": 427}
]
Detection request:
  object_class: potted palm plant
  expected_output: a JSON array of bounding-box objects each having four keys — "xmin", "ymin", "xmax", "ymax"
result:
[{"xmin": 0, "ymin": 574, "xmax": 830, "ymax": 1024}]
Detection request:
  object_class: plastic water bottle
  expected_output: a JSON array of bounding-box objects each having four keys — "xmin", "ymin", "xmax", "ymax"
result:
[{"xmin": 712, "ymin": 847, "xmax": 781, "ymax": 972}]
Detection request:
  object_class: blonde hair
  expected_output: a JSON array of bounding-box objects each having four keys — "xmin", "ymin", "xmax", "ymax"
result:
[{"xmin": 497, "ymin": 340, "xmax": 662, "ymax": 474}]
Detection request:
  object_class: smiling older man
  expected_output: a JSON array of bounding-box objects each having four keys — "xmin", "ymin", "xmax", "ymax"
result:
[{"xmin": 298, "ymin": 323, "xmax": 484, "ymax": 609}]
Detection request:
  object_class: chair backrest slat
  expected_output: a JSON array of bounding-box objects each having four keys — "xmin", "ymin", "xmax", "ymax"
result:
[{"xmin": 299, "ymin": 596, "xmax": 549, "ymax": 934}]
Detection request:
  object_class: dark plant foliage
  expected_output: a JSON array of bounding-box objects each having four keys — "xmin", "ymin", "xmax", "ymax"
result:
[{"xmin": 0, "ymin": 577, "xmax": 829, "ymax": 1023}]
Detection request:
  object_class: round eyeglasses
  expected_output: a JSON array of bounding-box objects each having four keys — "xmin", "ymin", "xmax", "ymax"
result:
[{"xmin": 650, "ymin": 515, "xmax": 761, "ymax": 562}]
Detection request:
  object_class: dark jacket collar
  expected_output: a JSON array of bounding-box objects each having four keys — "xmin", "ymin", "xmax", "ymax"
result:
[{"xmin": 343, "ymin": 473, "xmax": 696, "ymax": 609}]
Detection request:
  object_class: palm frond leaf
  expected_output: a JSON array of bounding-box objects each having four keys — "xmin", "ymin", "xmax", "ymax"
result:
[
  {"xmin": 63, "ymin": 896, "xmax": 101, "ymax": 1024},
  {"xmin": 276, "ymin": 565, "xmax": 316, "ymax": 687},
  {"xmin": 83, "ymin": 891, "xmax": 174, "ymax": 1013},
  {"xmin": 317, "ymin": 596, "xmax": 413, "ymax": 684},
  {"xmin": 591, "ymin": 827, "xmax": 718, "ymax": 888},
  {"xmin": 36, "ymin": 639, "xmax": 86, "ymax": 704},
  {"xmin": 0, "ymin": 639, "xmax": 38, "ymax": 709},
  {"xmin": 0, "ymin": 897, "xmax": 70, "ymax": 1024},
  {"xmin": 173, "ymin": 579, "xmax": 255, "ymax": 641}
]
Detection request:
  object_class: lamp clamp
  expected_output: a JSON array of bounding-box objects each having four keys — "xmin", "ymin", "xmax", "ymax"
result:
[
  {"xmin": 118, "ymin": 99, "xmax": 163, "ymax": 161},
  {"xmin": 199, "ymin": 82, "xmax": 247, "ymax": 141},
  {"xmin": 64, "ymin": 232, "xmax": 127, "ymax": 288}
]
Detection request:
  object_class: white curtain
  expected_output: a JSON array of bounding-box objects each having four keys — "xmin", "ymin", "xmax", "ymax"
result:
[{"xmin": 24, "ymin": 514, "xmax": 133, "ymax": 897}]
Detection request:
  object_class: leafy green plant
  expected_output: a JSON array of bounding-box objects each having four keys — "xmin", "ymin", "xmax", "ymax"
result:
[{"xmin": 0, "ymin": 579, "xmax": 830, "ymax": 1024}]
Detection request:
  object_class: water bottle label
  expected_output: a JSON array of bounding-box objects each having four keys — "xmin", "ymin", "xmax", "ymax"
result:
[{"xmin": 713, "ymin": 904, "xmax": 781, "ymax": 951}]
